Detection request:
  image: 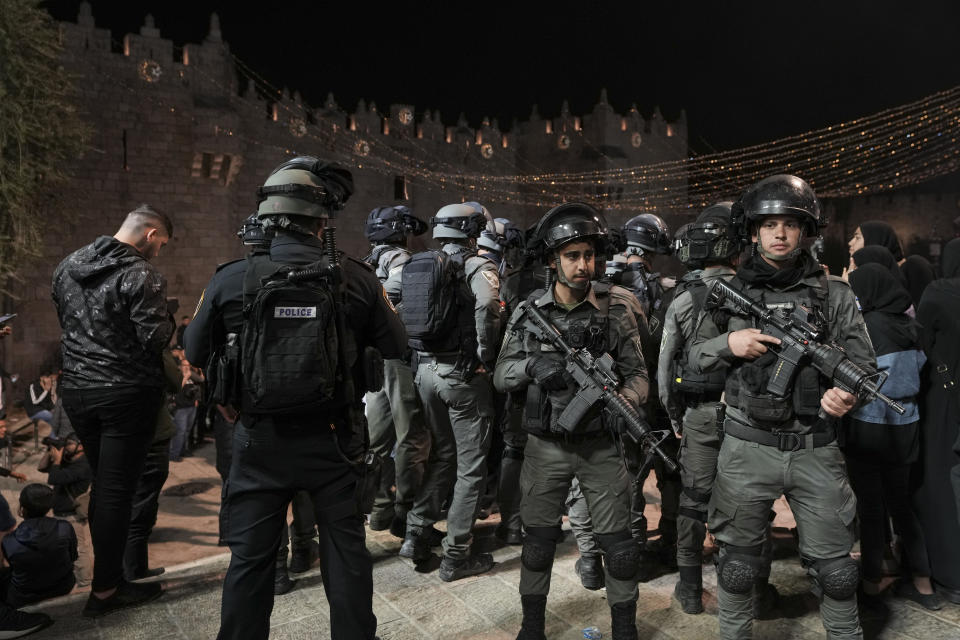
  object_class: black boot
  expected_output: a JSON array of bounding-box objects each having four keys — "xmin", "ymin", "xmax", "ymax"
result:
[
  {"xmin": 610, "ymin": 601, "xmax": 638, "ymax": 640},
  {"xmin": 289, "ymin": 542, "xmax": 319, "ymax": 574},
  {"xmin": 389, "ymin": 507, "xmax": 408, "ymax": 539},
  {"xmin": 516, "ymin": 594, "xmax": 547, "ymax": 640},
  {"xmin": 398, "ymin": 527, "xmax": 432, "ymax": 563},
  {"xmin": 439, "ymin": 553, "xmax": 494, "ymax": 582},
  {"xmin": 673, "ymin": 565, "xmax": 704, "ymax": 614},
  {"xmin": 274, "ymin": 556, "xmax": 296, "ymax": 595},
  {"xmin": 575, "ymin": 554, "xmax": 605, "ymax": 590}
]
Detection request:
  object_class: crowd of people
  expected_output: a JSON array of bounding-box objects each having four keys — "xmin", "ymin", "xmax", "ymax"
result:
[{"xmin": 0, "ymin": 160, "xmax": 956, "ymax": 640}]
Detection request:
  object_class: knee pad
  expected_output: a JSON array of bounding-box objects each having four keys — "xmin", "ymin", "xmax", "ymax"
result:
[
  {"xmin": 715, "ymin": 544, "xmax": 764, "ymax": 595},
  {"xmin": 597, "ymin": 530, "xmax": 640, "ymax": 580},
  {"xmin": 521, "ymin": 526, "xmax": 561, "ymax": 572},
  {"xmin": 807, "ymin": 556, "xmax": 860, "ymax": 600}
]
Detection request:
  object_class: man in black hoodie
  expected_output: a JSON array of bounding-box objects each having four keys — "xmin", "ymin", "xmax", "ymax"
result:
[{"xmin": 51, "ymin": 204, "xmax": 174, "ymax": 617}]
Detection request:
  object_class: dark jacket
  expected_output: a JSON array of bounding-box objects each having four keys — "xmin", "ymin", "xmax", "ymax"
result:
[
  {"xmin": 184, "ymin": 231, "xmax": 406, "ymax": 412},
  {"xmin": 47, "ymin": 453, "xmax": 93, "ymax": 517},
  {"xmin": 52, "ymin": 236, "xmax": 173, "ymax": 389},
  {"xmin": 1, "ymin": 517, "xmax": 77, "ymax": 606},
  {"xmin": 23, "ymin": 381, "xmax": 54, "ymax": 418}
]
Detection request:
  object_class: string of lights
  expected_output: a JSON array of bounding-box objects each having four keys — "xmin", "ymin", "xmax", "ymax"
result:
[{"xmin": 103, "ymin": 42, "xmax": 960, "ymax": 211}]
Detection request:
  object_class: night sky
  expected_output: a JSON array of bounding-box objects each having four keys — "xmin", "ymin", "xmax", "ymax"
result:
[{"xmin": 45, "ymin": 1, "xmax": 960, "ymax": 154}]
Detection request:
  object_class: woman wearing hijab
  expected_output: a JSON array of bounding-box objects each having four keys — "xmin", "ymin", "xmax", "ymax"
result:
[
  {"xmin": 914, "ymin": 238, "xmax": 960, "ymax": 604},
  {"xmin": 901, "ymin": 255, "xmax": 937, "ymax": 308},
  {"xmin": 851, "ymin": 246, "xmax": 908, "ymax": 288},
  {"xmin": 848, "ymin": 220, "xmax": 904, "ymax": 262},
  {"xmin": 845, "ymin": 264, "xmax": 941, "ymax": 608}
]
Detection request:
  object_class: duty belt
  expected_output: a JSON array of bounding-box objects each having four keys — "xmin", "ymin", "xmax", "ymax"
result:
[
  {"xmin": 680, "ymin": 390, "xmax": 723, "ymax": 405},
  {"xmin": 415, "ymin": 352, "xmax": 460, "ymax": 365},
  {"xmin": 723, "ymin": 421, "xmax": 835, "ymax": 452},
  {"xmin": 539, "ymin": 429, "xmax": 607, "ymax": 445}
]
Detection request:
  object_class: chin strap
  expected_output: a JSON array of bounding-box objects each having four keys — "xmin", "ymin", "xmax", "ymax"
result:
[
  {"xmin": 555, "ymin": 264, "xmax": 590, "ymax": 291},
  {"xmin": 756, "ymin": 232, "xmax": 804, "ymax": 263}
]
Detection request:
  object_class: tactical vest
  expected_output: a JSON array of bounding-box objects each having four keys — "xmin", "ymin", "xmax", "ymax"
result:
[
  {"xmin": 723, "ymin": 275, "xmax": 832, "ymax": 430},
  {"xmin": 240, "ymin": 252, "xmax": 351, "ymax": 416},
  {"xmin": 522, "ymin": 283, "xmax": 613, "ymax": 438},
  {"xmin": 401, "ymin": 247, "xmax": 478, "ymax": 358},
  {"xmin": 366, "ymin": 244, "xmax": 408, "ymax": 282},
  {"xmin": 670, "ymin": 275, "xmax": 727, "ymax": 399}
]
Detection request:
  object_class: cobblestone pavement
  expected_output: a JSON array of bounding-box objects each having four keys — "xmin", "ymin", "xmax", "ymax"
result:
[{"xmin": 4, "ymin": 419, "xmax": 958, "ymax": 639}]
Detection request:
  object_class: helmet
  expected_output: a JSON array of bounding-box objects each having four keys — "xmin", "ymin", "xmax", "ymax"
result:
[
  {"xmin": 622, "ymin": 213, "xmax": 672, "ymax": 255},
  {"xmin": 674, "ymin": 201, "xmax": 740, "ymax": 268},
  {"xmin": 430, "ymin": 202, "xmax": 488, "ymax": 240},
  {"xmin": 256, "ymin": 156, "xmax": 354, "ymax": 219},
  {"xmin": 237, "ymin": 214, "xmax": 269, "ymax": 247},
  {"xmin": 478, "ymin": 217, "xmax": 522, "ymax": 254},
  {"xmin": 737, "ymin": 174, "xmax": 823, "ymax": 237},
  {"xmin": 364, "ymin": 206, "xmax": 428, "ymax": 244},
  {"xmin": 530, "ymin": 202, "xmax": 609, "ymax": 260}
]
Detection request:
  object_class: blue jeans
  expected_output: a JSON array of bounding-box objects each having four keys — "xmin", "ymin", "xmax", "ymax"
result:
[{"xmin": 170, "ymin": 406, "xmax": 196, "ymax": 461}]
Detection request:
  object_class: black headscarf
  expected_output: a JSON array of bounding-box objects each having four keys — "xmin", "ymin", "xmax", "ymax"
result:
[
  {"xmin": 942, "ymin": 237, "xmax": 960, "ymax": 280},
  {"xmin": 848, "ymin": 263, "xmax": 912, "ymax": 315},
  {"xmin": 901, "ymin": 254, "xmax": 937, "ymax": 307},
  {"xmin": 738, "ymin": 248, "xmax": 822, "ymax": 288},
  {"xmin": 852, "ymin": 246, "xmax": 907, "ymax": 289},
  {"xmin": 848, "ymin": 263, "xmax": 916, "ymax": 354},
  {"xmin": 860, "ymin": 221, "xmax": 904, "ymax": 261}
]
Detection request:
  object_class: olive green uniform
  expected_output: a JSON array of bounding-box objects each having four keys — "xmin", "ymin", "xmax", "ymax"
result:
[
  {"xmin": 494, "ymin": 283, "xmax": 648, "ymax": 606},
  {"xmin": 658, "ymin": 266, "xmax": 735, "ymax": 569},
  {"xmin": 405, "ymin": 244, "xmax": 500, "ymax": 560},
  {"xmin": 691, "ymin": 266, "xmax": 875, "ymax": 639},
  {"xmin": 364, "ymin": 245, "xmax": 430, "ymax": 529}
]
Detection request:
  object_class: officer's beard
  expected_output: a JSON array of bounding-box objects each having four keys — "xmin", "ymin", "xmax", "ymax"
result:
[{"xmin": 555, "ymin": 264, "xmax": 591, "ymax": 291}]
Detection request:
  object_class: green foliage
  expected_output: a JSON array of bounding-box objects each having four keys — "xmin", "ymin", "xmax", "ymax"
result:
[{"xmin": 0, "ymin": 0, "xmax": 89, "ymax": 293}]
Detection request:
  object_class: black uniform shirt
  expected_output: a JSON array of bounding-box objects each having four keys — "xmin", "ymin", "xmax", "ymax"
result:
[{"xmin": 185, "ymin": 231, "xmax": 405, "ymax": 374}]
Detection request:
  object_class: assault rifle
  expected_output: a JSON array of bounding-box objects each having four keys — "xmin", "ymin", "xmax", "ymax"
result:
[
  {"xmin": 522, "ymin": 301, "xmax": 678, "ymax": 472},
  {"xmin": 706, "ymin": 278, "xmax": 905, "ymax": 415}
]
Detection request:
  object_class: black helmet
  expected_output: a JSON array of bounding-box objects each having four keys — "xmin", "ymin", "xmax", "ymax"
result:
[
  {"xmin": 674, "ymin": 201, "xmax": 740, "ymax": 268},
  {"xmin": 364, "ymin": 206, "xmax": 428, "ymax": 244},
  {"xmin": 237, "ymin": 214, "xmax": 270, "ymax": 247},
  {"xmin": 623, "ymin": 213, "xmax": 672, "ymax": 255},
  {"xmin": 256, "ymin": 156, "xmax": 354, "ymax": 219},
  {"xmin": 737, "ymin": 174, "xmax": 823, "ymax": 236},
  {"xmin": 530, "ymin": 202, "xmax": 609, "ymax": 260}
]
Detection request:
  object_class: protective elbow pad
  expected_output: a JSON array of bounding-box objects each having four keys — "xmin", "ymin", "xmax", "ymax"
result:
[
  {"xmin": 521, "ymin": 527, "xmax": 561, "ymax": 572},
  {"xmin": 597, "ymin": 531, "xmax": 640, "ymax": 580},
  {"xmin": 810, "ymin": 556, "xmax": 860, "ymax": 600},
  {"xmin": 716, "ymin": 544, "xmax": 764, "ymax": 594}
]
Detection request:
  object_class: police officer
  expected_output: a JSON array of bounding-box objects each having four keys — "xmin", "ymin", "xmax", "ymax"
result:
[
  {"xmin": 659, "ymin": 202, "xmax": 777, "ymax": 615},
  {"xmin": 689, "ymin": 175, "xmax": 874, "ymax": 639},
  {"xmin": 618, "ymin": 213, "xmax": 681, "ymax": 563},
  {"xmin": 362, "ymin": 206, "xmax": 431, "ymax": 537},
  {"xmin": 399, "ymin": 202, "xmax": 500, "ymax": 581},
  {"xmin": 185, "ymin": 157, "xmax": 405, "ymax": 640},
  {"xmin": 495, "ymin": 203, "xmax": 648, "ymax": 640},
  {"xmin": 495, "ymin": 227, "xmax": 544, "ymax": 546}
]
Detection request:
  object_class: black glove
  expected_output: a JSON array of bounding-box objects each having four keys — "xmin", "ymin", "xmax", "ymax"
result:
[{"xmin": 524, "ymin": 356, "xmax": 567, "ymax": 391}]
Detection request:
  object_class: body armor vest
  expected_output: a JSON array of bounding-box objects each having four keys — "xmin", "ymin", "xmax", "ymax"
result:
[
  {"xmin": 522, "ymin": 283, "xmax": 613, "ymax": 438},
  {"xmin": 671, "ymin": 277, "xmax": 727, "ymax": 398},
  {"xmin": 723, "ymin": 276, "xmax": 832, "ymax": 430}
]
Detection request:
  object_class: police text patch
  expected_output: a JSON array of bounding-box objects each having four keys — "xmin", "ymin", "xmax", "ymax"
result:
[{"xmin": 274, "ymin": 306, "xmax": 317, "ymax": 318}]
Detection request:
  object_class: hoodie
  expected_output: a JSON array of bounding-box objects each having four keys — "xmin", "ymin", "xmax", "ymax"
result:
[
  {"xmin": 52, "ymin": 236, "xmax": 173, "ymax": 388},
  {"xmin": 1, "ymin": 516, "xmax": 77, "ymax": 606}
]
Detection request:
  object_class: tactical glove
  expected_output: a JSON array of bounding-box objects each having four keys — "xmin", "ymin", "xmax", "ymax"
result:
[{"xmin": 524, "ymin": 356, "xmax": 567, "ymax": 391}]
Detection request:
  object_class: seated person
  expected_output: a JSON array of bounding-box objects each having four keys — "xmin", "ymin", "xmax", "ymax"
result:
[
  {"xmin": 22, "ymin": 375, "xmax": 55, "ymax": 425},
  {"xmin": 1, "ymin": 484, "xmax": 77, "ymax": 607},
  {"xmin": 42, "ymin": 434, "xmax": 92, "ymax": 587}
]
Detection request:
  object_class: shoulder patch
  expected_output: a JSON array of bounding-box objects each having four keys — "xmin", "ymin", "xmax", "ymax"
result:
[{"xmin": 481, "ymin": 269, "xmax": 500, "ymax": 289}]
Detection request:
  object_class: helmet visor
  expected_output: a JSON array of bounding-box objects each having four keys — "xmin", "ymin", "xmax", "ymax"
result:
[{"xmin": 545, "ymin": 219, "xmax": 604, "ymax": 248}]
